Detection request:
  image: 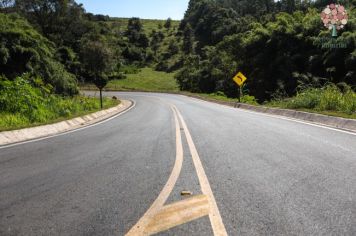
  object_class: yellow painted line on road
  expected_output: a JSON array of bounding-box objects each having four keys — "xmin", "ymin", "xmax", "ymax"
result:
[
  {"xmin": 174, "ymin": 105, "xmax": 228, "ymax": 236},
  {"xmin": 126, "ymin": 104, "xmax": 227, "ymax": 235},
  {"xmin": 144, "ymin": 194, "xmax": 210, "ymax": 235},
  {"xmin": 126, "ymin": 107, "xmax": 184, "ymax": 235}
]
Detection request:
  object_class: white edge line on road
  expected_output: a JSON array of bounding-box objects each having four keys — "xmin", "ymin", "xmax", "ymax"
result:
[
  {"xmin": 183, "ymin": 95, "xmax": 356, "ymax": 136},
  {"xmin": 0, "ymin": 100, "xmax": 136, "ymax": 150}
]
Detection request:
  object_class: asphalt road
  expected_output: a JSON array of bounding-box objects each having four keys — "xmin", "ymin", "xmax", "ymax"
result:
[{"xmin": 1, "ymin": 92, "xmax": 355, "ymax": 236}]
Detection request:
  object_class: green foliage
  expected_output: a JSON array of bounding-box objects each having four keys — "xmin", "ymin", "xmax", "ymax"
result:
[
  {"xmin": 176, "ymin": 1, "xmax": 356, "ymax": 102},
  {"xmin": 11, "ymin": 0, "xmax": 92, "ymax": 48},
  {"xmin": 241, "ymin": 95, "xmax": 258, "ymax": 105},
  {"xmin": 0, "ymin": 75, "xmax": 45, "ymax": 119},
  {"xmin": 0, "ymin": 75, "xmax": 117, "ymax": 131},
  {"xmin": 123, "ymin": 46, "xmax": 146, "ymax": 63},
  {"xmin": 0, "ymin": 13, "xmax": 78, "ymax": 95},
  {"xmin": 217, "ymin": 0, "xmax": 275, "ymax": 16},
  {"xmin": 72, "ymin": 16, "xmax": 180, "ymax": 71},
  {"xmin": 80, "ymin": 40, "xmax": 113, "ymax": 76},
  {"xmin": 120, "ymin": 65, "xmax": 141, "ymax": 74},
  {"xmin": 105, "ymin": 67, "xmax": 179, "ymax": 92},
  {"xmin": 182, "ymin": 23, "xmax": 195, "ymax": 54},
  {"xmin": 269, "ymin": 84, "xmax": 356, "ymax": 114},
  {"xmin": 175, "ymin": 55, "xmax": 201, "ymax": 92},
  {"xmin": 183, "ymin": 91, "xmax": 258, "ymax": 105},
  {"xmin": 106, "ymin": 18, "xmax": 180, "ymax": 35},
  {"xmin": 126, "ymin": 18, "xmax": 149, "ymax": 48},
  {"xmin": 164, "ymin": 18, "xmax": 172, "ymax": 30},
  {"xmin": 1, "ymin": 0, "xmax": 355, "ymax": 116}
]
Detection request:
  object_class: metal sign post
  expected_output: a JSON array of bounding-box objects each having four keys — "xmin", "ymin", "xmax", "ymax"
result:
[{"xmin": 232, "ymin": 72, "xmax": 247, "ymax": 105}]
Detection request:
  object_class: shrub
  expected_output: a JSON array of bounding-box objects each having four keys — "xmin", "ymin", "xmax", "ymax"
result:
[
  {"xmin": 0, "ymin": 13, "xmax": 78, "ymax": 95},
  {"xmin": 270, "ymin": 83, "xmax": 356, "ymax": 114},
  {"xmin": 339, "ymin": 88, "xmax": 356, "ymax": 114},
  {"xmin": 241, "ymin": 95, "xmax": 258, "ymax": 105},
  {"xmin": 0, "ymin": 75, "xmax": 116, "ymax": 130},
  {"xmin": 318, "ymin": 85, "xmax": 342, "ymax": 111},
  {"xmin": 288, "ymin": 88, "xmax": 321, "ymax": 109},
  {"xmin": 0, "ymin": 75, "xmax": 44, "ymax": 121}
]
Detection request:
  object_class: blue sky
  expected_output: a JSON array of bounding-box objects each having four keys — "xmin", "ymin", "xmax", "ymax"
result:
[{"xmin": 75, "ymin": 0, "xmax": 189, "ymax": 20}]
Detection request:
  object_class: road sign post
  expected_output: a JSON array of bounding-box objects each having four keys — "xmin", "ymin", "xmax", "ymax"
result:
[
  {"xmin": 238, "ymin": 85, "xmax": 243, "ymax": 103},
  {"xmin": 232, "ymin": 72, "xmax": 247, "ymax": 104}
]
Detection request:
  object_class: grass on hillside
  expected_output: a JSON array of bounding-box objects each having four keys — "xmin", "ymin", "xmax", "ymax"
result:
[
  {"xmin": 108, "ymin": 18, "xmax": 180, "ymax": 34},
  {"xmin": 0, "ymin": 96, "xmax": 119, "ymax": 132},
  {"xmin": 82, "ymin": 68, "xmax": 179, "ymax": 92}
]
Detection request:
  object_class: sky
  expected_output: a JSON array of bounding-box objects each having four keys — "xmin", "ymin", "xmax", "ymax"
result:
[{"xmin": 75, "ymin": 0, "xmax": 189, "ymax": 20}]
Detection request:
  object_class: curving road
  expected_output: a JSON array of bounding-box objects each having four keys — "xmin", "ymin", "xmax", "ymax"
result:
[{"xmin": 1, "ymin": 92, "xmax": 356, "ymax": 236}]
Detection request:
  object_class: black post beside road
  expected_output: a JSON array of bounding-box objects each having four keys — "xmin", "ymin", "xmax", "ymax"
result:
[
  {"xmin": 235, "ymin": 86, "xmax": 241, "ymax": 108},
  {"xmin": 100, "ymin": 89, "xmax": 103, "ymax": 109},
  {"xmin": 238, "ymin": 86, "xmax": 243, "ymax": 103},
  {"xmin": 238, "ymin": 87, "xmax": 241, "ymax": 103}
]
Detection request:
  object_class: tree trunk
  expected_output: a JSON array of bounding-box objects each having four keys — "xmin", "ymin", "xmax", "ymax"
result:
[{"xmin": 100, "ymin": 89, "xmax": 103, "ymax": 109}]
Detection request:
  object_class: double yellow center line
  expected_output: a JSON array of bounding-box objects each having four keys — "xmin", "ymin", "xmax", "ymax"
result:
[{"xmin": 126, "ymin": 104, "xmax": 227, "ymax": 235}]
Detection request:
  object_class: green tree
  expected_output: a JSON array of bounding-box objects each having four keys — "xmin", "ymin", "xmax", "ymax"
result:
[
  {"xmin": 80, "ymin": 40, "xmax": 113, "ymax": 108},
  {"xmin": 168, "ymin": 40, "xmax": 179, "ymax": 55},
  {"xmin": 150, "ymin": 30, "xmax": 165, "ymax": 55},
  {"xmin": 14, "ymin": 0, "xmax": 68, "ymax": 36},
  {"xmin": 6, "ymin": 0, "xmax": 91, "ymax": 48},
  {"xmin": 0, "ymin": 13, "xmax": 77, "ymax": 95},
  {"xmin": 126, "ymin": 17, "xmax": 148, "ymax": 47},
  {"xmin": 164, "ymin": 17, "xmax": 172, "ymax": 30},
  {"xmin": 182, "ymin": 23, "xmax": 194, "ymax": 54}
]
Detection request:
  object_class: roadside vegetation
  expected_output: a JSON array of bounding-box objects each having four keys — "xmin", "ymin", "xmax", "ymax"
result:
[
  {"xmin": 107, "ymin": 68, "xmax": 179, "ymax": 92},
  {"xmin": 266, "ymin": 84, "xmax": 356, "ymax": 119},
  {"xmin": 106, "ymin": 18, "xmax": 180, "ymax": 35},
  {"xmin": 174, "ymin": 1, "xmax": 355, "ymax": 101},
  {"xmin": 82, "ymin": 68, "xmax": 179, "ymax": 92},
  {"xmin": 0, "ymin": 0, "xmax": 355, "ymax": 127},
  {"xmin": 0, "ymin": 76, "xmax": 118, "ymax": 131},
  {"xmin": 182, "ymin": 92, "xmax": 258, "ymax": 105}
]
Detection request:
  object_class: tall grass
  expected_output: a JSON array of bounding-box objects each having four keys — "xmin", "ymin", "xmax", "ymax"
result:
[
  {"xmin": 268, "ymin": 84, "xmax": 356, "ymax": 115},
  {"xmin": 0, "ymin": 96, "xmax": 117, "ymax": 131},
  {"xmin": 0, "ymin": 77, "xmax": 118, "ymax": 131}
]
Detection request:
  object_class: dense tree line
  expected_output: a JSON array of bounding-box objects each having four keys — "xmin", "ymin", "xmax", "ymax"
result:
[
  {"xmin": 1, "ymin": 0, "xmax": 355, "ymax": 103},
  {"xmin": 175, "ymin": 0, "xmax": 356, "ymax": 101},
  {"xmin": 0, "ymin": 0, "xmax": 171, "ymax": 96}
]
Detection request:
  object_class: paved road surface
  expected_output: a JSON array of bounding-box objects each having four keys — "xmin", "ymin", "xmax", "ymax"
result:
[{"xmin": 1, "ymin": 92, "xmax": 355, "ymax": 236}]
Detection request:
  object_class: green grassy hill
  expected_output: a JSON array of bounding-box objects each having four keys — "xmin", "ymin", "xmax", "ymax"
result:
[
  {"xmin": 82, "ymin": 68, "xmax": 179, "ymax": 92},
  {"xmin": 107, "ymin": 18, "xmax": 180, "ymax": 34}
]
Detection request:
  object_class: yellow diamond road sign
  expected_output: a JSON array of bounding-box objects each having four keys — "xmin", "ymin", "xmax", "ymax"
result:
[{"xmin": 233, "ymin": 72, "xmax": 247, "ymax": 87}]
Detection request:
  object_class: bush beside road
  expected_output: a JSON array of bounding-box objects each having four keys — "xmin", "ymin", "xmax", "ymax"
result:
[{"xmin": 0, "ymin": 77, "xmax": 119, "ymax": 132}]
